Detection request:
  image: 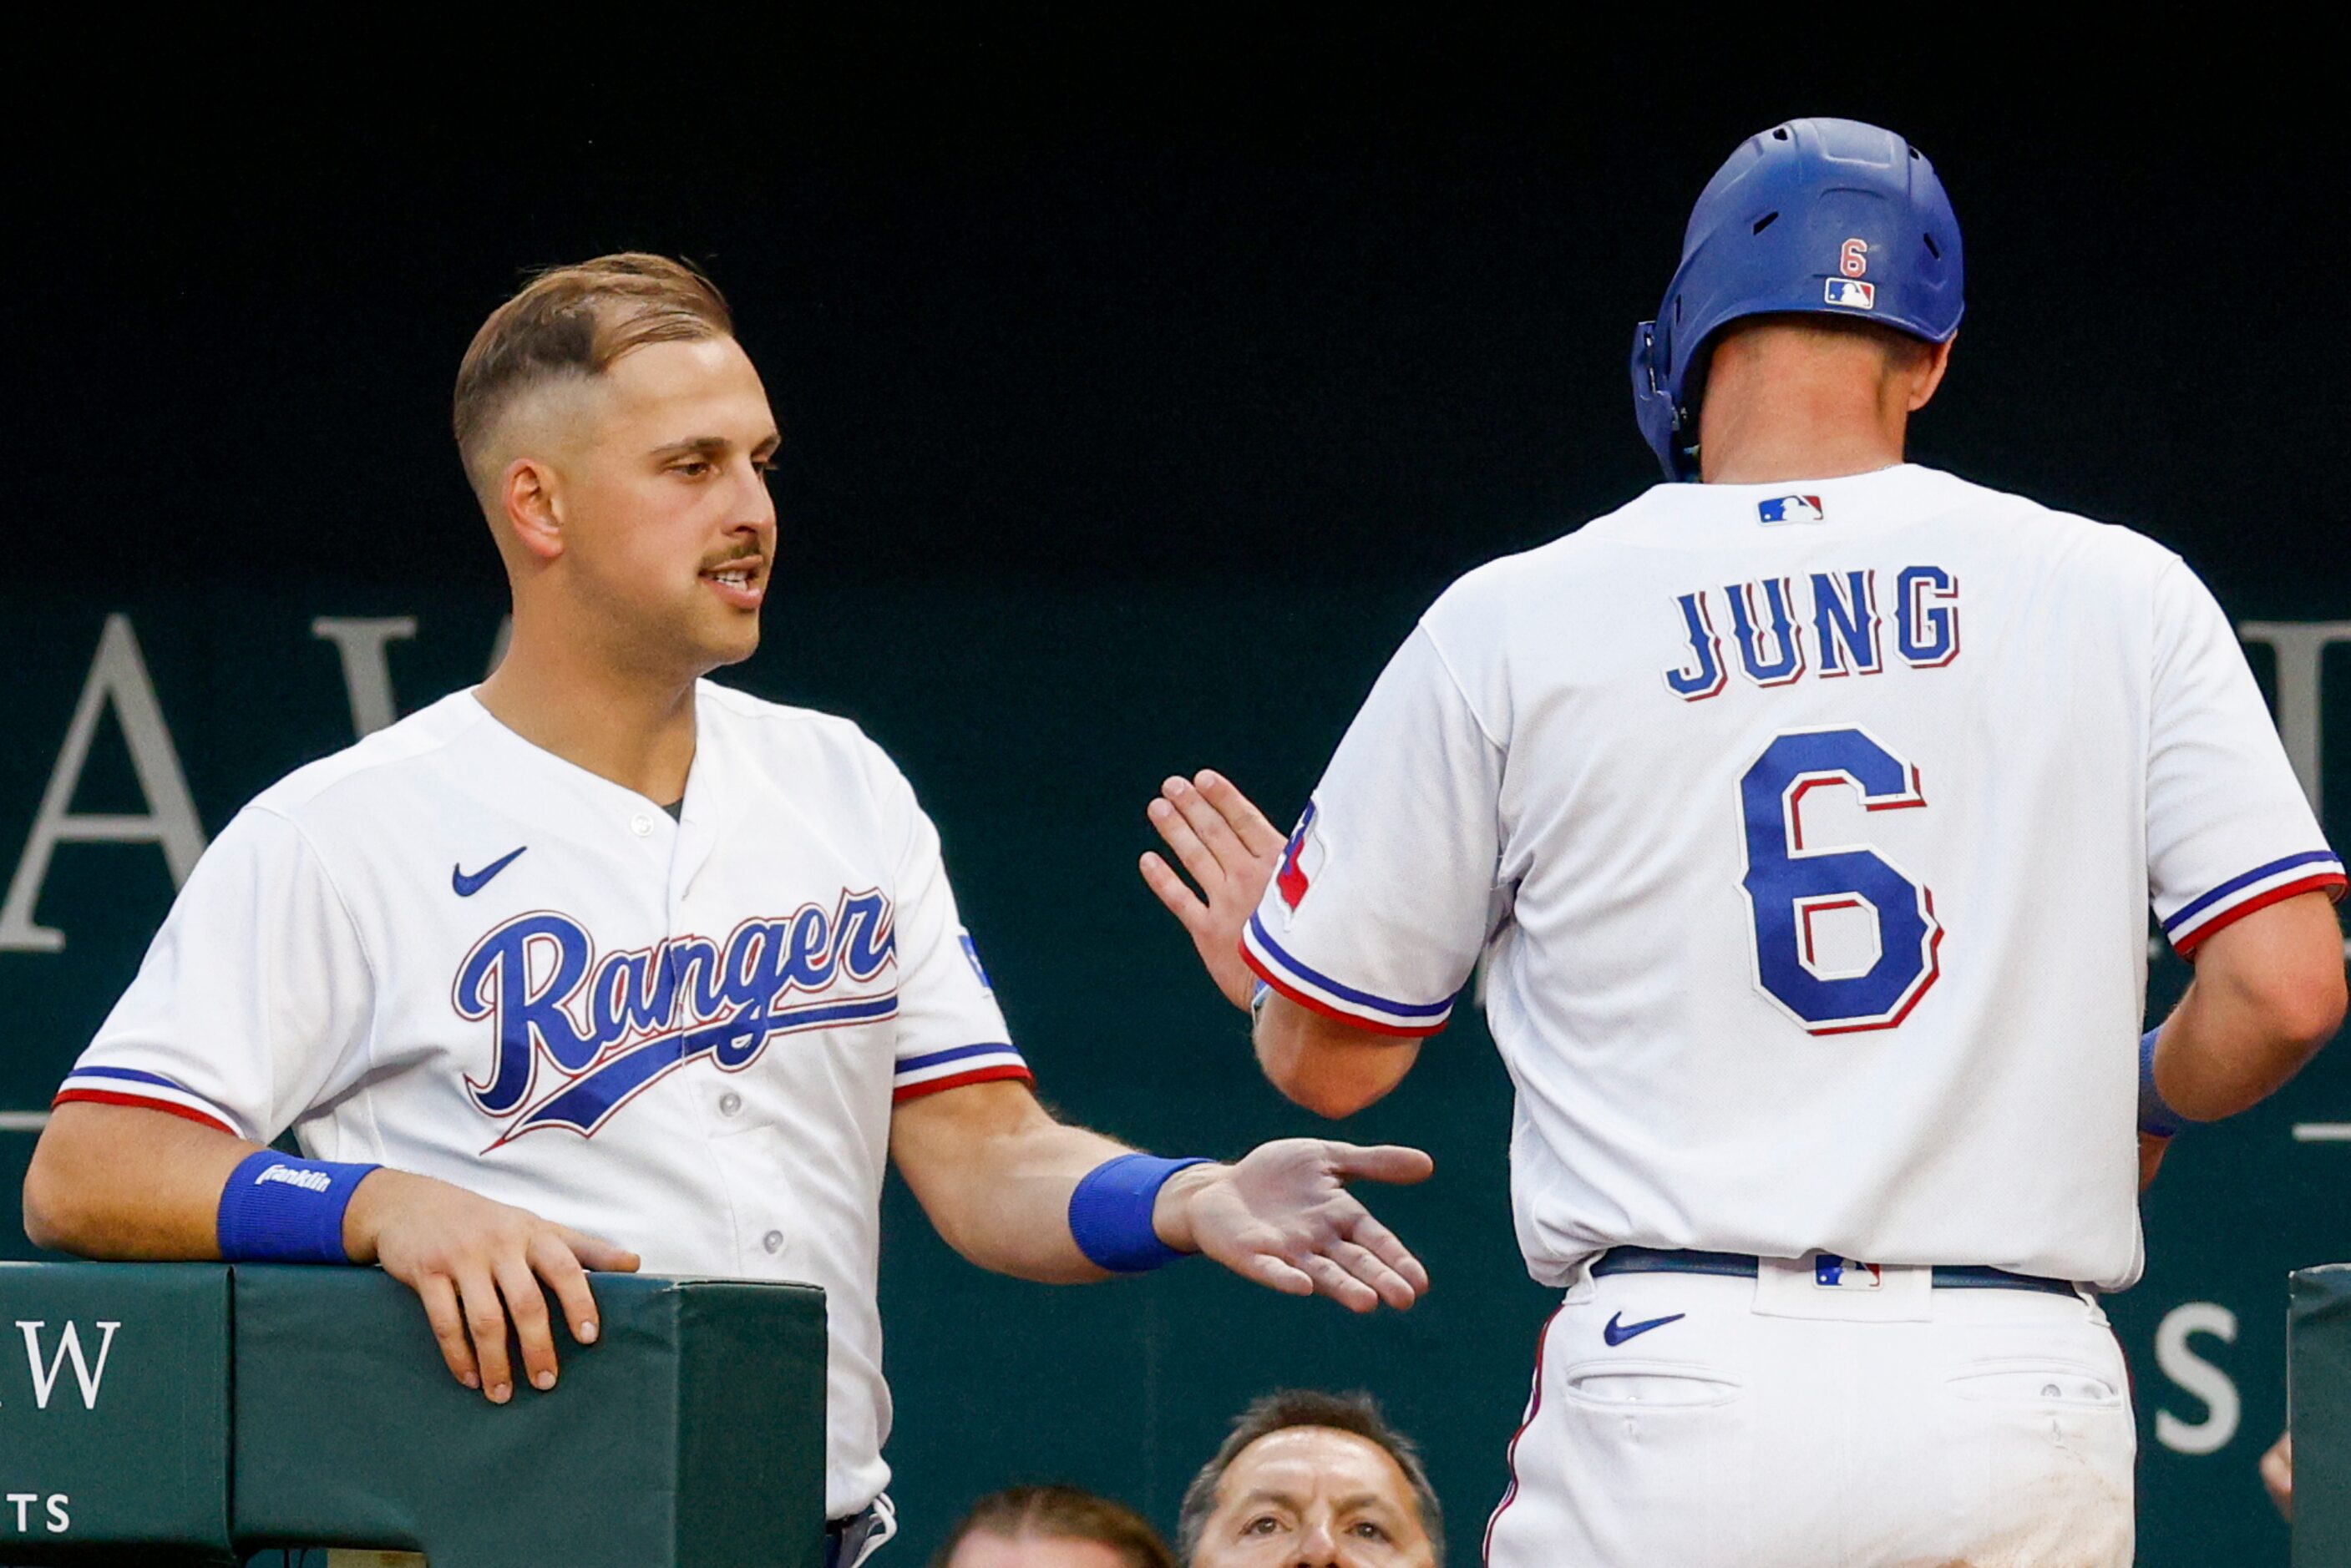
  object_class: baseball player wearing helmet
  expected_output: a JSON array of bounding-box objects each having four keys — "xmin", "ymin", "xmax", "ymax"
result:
[
  {"xmin": 23, "ymin": 255, "xmax": 1434, "ymax": 1565},
  {"xmin": 1142, "ymin": 119, "xmax": 2347, "ymax": 1564}
]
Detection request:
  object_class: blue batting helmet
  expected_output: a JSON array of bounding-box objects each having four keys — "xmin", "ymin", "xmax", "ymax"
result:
[{"xmin": 1629, "ymin": 118, "xmax": 1964, "ymax": 480}]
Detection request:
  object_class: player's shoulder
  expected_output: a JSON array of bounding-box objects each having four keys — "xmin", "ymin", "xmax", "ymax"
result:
[
  {"xmin": 1904, "ymin": 466, "xmax": 2182, "ymax": 575},
  {"xmin": 1413, "ymin": 488, "xmax": 1659, "ymax": 638},
  {"xmin": 697, "ymin": 679, "xmax": 872, "ymax": 745},
  {"xmin": 1436, "ymin": 466, "xmax": 2182, "ymax": 599},
  {"xmin": 694, "ymin": 680, "xmax": 917, "ymax": 798},
  {"xmin": 245, "ymin": 689, "xmax": 496, "ymax": 823},
  {"xmin": 696, "ymin": 680, "xmax": 893, "ymax": 762},
  {"xmin": 1427, "ymin": 479, "xmax": 1715, "ymax": 609},
  {"xmin": 1416, "ymin": 465, "xmax": 2188, "ymax": 661}
]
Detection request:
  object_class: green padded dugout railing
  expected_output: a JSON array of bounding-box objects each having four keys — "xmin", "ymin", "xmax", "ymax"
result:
[
  {"xmin": 0, "ymin": 1264, "xmax": 827, "ymax": 1567},
  {"xmin": 2293, "ymin": 1263, "xmax": 2351, "ymax": 1568},
  {"xmin": 0, "ymin": 1262, "xmax": 236, "ymax": 1563},
  {"xmin": 232, "ymin": 1268, "xmax": 827, "ymax": 1567}
]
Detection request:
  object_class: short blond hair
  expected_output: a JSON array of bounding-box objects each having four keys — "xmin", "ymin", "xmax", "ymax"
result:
[{"xmin": 452, "ymin": 252, "xmax": 733, "ymax": 492}]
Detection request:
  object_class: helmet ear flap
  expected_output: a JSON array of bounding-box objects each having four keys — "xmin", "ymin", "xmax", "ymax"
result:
[{"xmin": 1629, "ymin": 319, "xmax": 1696, "ymax": 481}]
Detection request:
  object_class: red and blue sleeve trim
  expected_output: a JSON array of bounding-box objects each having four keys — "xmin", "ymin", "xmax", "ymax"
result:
[
  {"xmin": 892, "ymin": 1042, "xmax": 1033, "ymax": 1103},
  {"xmin": 2164, "ymin": 850, "xmax": 2348, "ymax": 954},
  {"xmin": 51, "ymin": 1066, "xmax": 245, "ymax": 1138},
  {"xmin": 1240, "ymin": 913, "xmax": 1455, "ymax": 1038}
]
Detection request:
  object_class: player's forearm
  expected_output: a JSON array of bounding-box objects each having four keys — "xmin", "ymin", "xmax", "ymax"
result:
[
  {"xmin": 21, "ymin": 1102, "xmax": 261, "ymax": 1258},
  {"xmin": 928, "ymin": 1120, "xmax": 1137, "ymax": 1281},
  {"xmin": 2156, "ymin": 891, "xmax": 2347, "ymax": 1121},
  {"xmin": 1254, "ymin": 995, "xmax": 1422, "ymax": 1118},
  {"xmin": 889, "ymin": 1081, "xmax": 1141, "ymax": 1281},
  {"xmin": 2156, "ymin": 990, "xmax": 2336, "ymax": 1121}
]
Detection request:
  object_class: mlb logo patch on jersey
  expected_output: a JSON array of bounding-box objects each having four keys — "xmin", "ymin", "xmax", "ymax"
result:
[
  {"xmin": 1756, "ymin": 494, "xmax": 1825, "ymax": 526},
  {"xmin": 1824, "ymin": 278, "xmax": 1877, "ymax": 311},
  {"xmin": 1814, "ymin": 1254, "xmax": 1884, "ymax": 1290}
]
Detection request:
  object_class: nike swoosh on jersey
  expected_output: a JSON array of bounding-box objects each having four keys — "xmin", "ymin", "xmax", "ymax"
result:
[
  {"xmin": 452, "ymin": 846, "xmax": 528, "ymax": 897},
  {"xmin": 1602, "ymin": 1310, "xmax": 1686, "ymax": 1347}
]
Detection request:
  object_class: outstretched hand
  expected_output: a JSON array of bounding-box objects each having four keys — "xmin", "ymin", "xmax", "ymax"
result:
[
  {"xmin": 1139, "ymin": 770, "xmax": 1287, "ymax": 1010},
  {"xmin": 1156, "ymin": 1138, "xmax": 1434, "ymax": 1313}
]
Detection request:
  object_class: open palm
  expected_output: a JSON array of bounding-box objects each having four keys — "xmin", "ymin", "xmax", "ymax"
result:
[{"xmin": 1138, "ymin": 769, "xmax": 1286, "ymax": 1009}]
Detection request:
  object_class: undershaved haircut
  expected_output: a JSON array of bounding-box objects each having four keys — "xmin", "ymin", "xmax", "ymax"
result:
[{"xmin": 453, "ymin": 252, "xmax": 734, "ymax": 499}]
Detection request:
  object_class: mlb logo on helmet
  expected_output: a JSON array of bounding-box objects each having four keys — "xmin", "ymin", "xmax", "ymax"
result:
[
  {"xmin": 1756, "ymin": 494, "xmax": 1825, "ymax": 525},
  {"xmin": 1814, "ymin": 1254, "xmax": 1885, "ymax": 1290},
  {"xmin": 1824, "ymin": 278, "xmax": 1877, "ymax": 311}
]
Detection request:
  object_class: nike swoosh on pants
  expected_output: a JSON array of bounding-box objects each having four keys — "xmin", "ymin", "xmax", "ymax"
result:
[{"xmin": 1603, "ymin": 1311, "xmax": 1686, "ymax": 1346}]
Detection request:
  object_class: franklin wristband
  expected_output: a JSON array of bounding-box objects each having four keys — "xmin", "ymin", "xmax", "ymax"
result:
[
  {"xmin": 2139, "ymin": 1027, "xmax": 2185, "ymax": 1139},
  {"xmin": 216, "ymin": 1150, "xmax": 382, "ymax": 1264},
  {"xmin": 1069, "ymin": 1153, "xmax": 1213, "ymax": 1273}
]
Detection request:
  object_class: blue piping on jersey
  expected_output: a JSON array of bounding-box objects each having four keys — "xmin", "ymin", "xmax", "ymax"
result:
[
  {"xmin": 1245, "ymin": 913, "xmax": 1455, "ymax": 1019},
  {"xmin": 896, "ymin": 1042, "xmax": 1024, "ymax": 1075},
  {"xmin": 2162, "ymin": 850, "xmax": 2344, "ymax": 933}
]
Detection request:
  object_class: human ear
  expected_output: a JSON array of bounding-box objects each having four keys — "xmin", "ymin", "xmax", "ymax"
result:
[
  {"xmin": 1908, "ymin": 334, "xmax": 1957, "ymax": 412},
  {"xmin": 501, "ymin": 457, "xmax": 565, "ymax": 563}
]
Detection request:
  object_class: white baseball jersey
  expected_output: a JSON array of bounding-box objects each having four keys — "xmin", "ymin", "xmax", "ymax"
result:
[
  {"xmin": 1243, "ymin": 463, "xmax": 2343, "ymax": 1292},
  {"xmin": 56, "ymin": 682, "xmax": 1029, "ymax": 1518}
]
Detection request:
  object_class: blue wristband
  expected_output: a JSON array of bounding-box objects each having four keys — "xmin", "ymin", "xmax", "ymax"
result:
[
  {"xmin": 216, "ymin": 1151, "xmax": 381, "ymax": 1264},
  {"xmin": 1069, "ymin": 1154, "xmax": 1213, "ymax": 1273},
  {"xmin": 2139, "ymin": 1028, "xmax": 2185, "ymax": 1139}
]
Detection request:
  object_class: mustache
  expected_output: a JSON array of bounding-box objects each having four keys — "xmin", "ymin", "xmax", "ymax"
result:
[{"xmin": 700, "ymin": 544, "xmax": 768, "ymax": 572}]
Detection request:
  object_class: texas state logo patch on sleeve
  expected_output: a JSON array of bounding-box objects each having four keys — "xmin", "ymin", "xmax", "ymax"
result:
[{"xmin": 1275, "ymin": 801, "xmax": 1325, "ymax": 923}]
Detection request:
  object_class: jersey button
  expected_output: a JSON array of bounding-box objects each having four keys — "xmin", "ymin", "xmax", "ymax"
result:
[
  {"xmin": 762, "ymin": 1230, "xmax": 784, "ymax": 1255},
  {"xmin": 717, "ymin": 1090, "xmax": 742, "ymax": 1118},
  {"xmin": 629, "ymin": 812, "xmax": 654, "ymax": 837}
]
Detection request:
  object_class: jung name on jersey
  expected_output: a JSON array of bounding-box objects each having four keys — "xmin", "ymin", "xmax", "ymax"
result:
[{"xmin": 1665, "ymin": 566, "xmax": 1959, "ymax": 698}]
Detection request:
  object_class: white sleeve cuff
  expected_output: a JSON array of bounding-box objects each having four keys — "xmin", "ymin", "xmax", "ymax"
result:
[
  {"xmin": 892, "ymin": 1043, "xmax": 1031, "ymax": 1102},
  {"xmin": 1241, "ymin": 914, "xmax": 1457, "ymax": 1037},
  {"xmin": 2162, "ymin": 851, "xmax": 2347, "ymax": 953},
  {"xmin": 53, "ymin": 1066, "xmax": 246, "ymax": 1139}
]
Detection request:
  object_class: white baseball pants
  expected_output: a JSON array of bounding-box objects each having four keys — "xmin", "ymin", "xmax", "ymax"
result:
[{"xmin": 1482, "ymin": 1257, "xmax": 2135, "ymax": 1567}]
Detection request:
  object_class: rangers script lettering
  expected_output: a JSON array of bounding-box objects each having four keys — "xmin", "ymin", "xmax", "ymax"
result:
[{"xmin": 457, "ymin": 892, "xmax": 899, "ymax": 1141}]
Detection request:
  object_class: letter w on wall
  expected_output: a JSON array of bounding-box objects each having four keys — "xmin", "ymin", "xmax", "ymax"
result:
[{"xmin": 13, "ymin": 1319, "xmax": 120, "ymax": 1410}]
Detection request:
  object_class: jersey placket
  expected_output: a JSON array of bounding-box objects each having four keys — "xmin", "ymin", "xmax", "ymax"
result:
[{"xmin": 657, "ymin": 731, "xmax": 787, "ymax": 1272}]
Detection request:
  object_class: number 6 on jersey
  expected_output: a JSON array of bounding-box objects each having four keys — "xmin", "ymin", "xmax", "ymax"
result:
[{"xmin": 1738, "ymin": 726, "xmax": 1943, "ymax": 1034}]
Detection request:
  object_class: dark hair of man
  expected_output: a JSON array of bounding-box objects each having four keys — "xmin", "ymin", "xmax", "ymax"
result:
[
  {"xmin": 451, "ymin": 252, "xmax": 734, "ymax": 502},
  {"xmin": 1175, "ymin": 1389, "xmax": 1443, "ymax": 1565},
  {"xmin": 929, "ymin": 1484, "xmax": 1178, "ymax": 1568}
]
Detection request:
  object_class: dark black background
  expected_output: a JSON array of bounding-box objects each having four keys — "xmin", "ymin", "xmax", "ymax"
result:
[{"xmin": 13, "ymin": 26, "xmax": 2345, "ymax": 609}]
